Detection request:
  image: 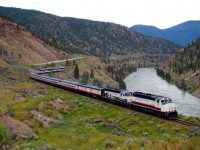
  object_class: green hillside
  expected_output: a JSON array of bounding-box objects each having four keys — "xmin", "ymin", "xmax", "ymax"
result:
[
  {"xmin": 0, "ymin": 6, "xmax": 181, "ymax": 60},
  {"xmin": 0, "ymin": 65, "xmax": 200, "ymax": 149},
  {"xmin": 157, "ymin": 39, "xmax": 200, "ymax": 98}
]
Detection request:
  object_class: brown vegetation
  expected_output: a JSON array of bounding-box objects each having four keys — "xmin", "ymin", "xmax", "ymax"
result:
[{"xmin": 0, "ymin": 17, "xmax": 69, "ymax": 65}]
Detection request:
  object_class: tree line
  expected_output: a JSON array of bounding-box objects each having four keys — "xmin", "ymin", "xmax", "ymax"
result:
[
  {"xmin": 105, "ymin": 63, "xmax": 137, "ymax": 89},
  {"xmin": 169, "ymin": 38, "xmax": 200, "ymax": 74},
  {"xmin": 156, "ymin": 68, "xmax": 171, "ymax": 82},
  {"xmin": 66, "ymin": 58, "xmax": 137, "ymax": 89}
]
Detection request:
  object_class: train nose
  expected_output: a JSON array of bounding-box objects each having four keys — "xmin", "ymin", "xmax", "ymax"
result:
[
  {"xmin": 168, "ymin": 103, "xmax": 176, "ymax": 111},
  {"xmin": 169, "ymin": 107, "xmax": 173, "ymax": 111}
]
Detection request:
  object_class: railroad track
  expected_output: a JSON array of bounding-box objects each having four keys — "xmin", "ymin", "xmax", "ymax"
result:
[
  {"xmin": 31, "ymin": 68, "xmax": 200, "ymax": 127},
  {"xmin": 116, "ymin": 103, "xmax": 200, "ymax": 127},
  {"xmin": 174, "ymin": 119, "xmax": 200, "ymax": 127},
  {"xmin": 32, "ymin": 78, "xmax": 200, "ymax": 127}
]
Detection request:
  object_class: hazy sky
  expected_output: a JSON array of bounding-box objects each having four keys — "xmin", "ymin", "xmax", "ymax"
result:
[{"xmin": 0, "ymin": 0, "xmax": 199, "ymax": 29}]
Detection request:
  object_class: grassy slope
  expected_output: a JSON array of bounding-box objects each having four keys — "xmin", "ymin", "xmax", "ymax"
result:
[
  {"xmin": 14, "ymin": 88, "xmax": 194, "ymax": 149},
  {"xmin": 46, "ymin": 56, "xmax": 136, "ymax": 88},
  {"xmin": 64, "ymin": 57, "xmax": 119, "ymax": 88},
  {"xmin": 0, "ymin": 65, "xmax": 200, "ymax": 149}
]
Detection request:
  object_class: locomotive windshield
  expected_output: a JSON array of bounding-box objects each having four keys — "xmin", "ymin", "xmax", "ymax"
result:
[
  {"xmin": 161, "ymin": 98, "xmax": 172, "ymax": 103},
  {"xmin": 165, "ymin": 98, "xmax": 172, "ymax": 103}
]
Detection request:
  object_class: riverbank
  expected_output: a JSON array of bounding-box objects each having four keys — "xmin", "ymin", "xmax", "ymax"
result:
[
  {"xmin": 158, "ymin": 39, "xmax": 200, "ymax": 99},
  {"xmin": 156, "ymin": 68, "xmax": 200, "ymax": 99},
  {"xmin": 193, "ymin": 89, "xmax": 200, "ymax": 99},
  {"xmin": 1, "ymin": 66, "xmax": 200, "ymax": 149},
  {"xmin": 124, "ymin": 68, "xmax": 200, "ymax": 118}
]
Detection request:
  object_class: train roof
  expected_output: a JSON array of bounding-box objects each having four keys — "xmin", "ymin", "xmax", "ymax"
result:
[
  {"xmin": 61, "ymin": 79, "xmax": 79, "ymax": 85},
  {"xmin": 30, "ymin": 72, "xmax": 37, "ymax": 75},
  {"xmin": 132, "ymin": 92, "xmax": 169, "ymax": 101},
  {"xmin": 61, "ymin": 79, "xmax": 102, "ymax": 90},
  {"xmin": 102, "ymin": 88, "xmax": 127, "ymax": 93},
  {"xmin": 40, "ymin": 75, "xmax": 61, "ymax": 81},
  {"xmin": 39, "ymin": 67, "xmax": 65, "ymax": 71},
  {"xmin": 78, "ymin": 83, "xmax": 103, "ymax": 90}
]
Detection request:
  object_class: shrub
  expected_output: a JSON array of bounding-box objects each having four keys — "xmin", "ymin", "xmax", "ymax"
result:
[
  {"xmin": 0, "ymin": 124, "xmax": 11, "ymax": 147},
  {"xmin": 188, "ymin": 127, "xmax": 200, "ymax": 137},
  {"xmin": 160, "ymin": 127, "xmax": 168, "ymax": 133},
  {"xmin": 104, "ymin": 140, "xmax": 116, "ymax": 148}
]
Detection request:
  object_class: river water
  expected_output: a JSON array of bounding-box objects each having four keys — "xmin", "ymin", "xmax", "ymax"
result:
[{"xmin": 124, "ymin": 68, "xmax": 200, "ymax": 118}]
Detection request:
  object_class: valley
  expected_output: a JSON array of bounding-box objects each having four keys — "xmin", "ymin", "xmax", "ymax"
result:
[
  {"xmin": 0, "ymin": 5, "xmax": 199, "ymax": 150},
  {"xmin": 0, "ymin": 6, "xmax": 181, "ymax": 61},
  {"xmin": 1, "ymin": 65, "xmax": 200, "ymax": 149}
]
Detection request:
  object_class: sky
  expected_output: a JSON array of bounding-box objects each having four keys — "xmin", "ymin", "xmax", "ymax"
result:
[{"xmin": 0, "ymin": 0, "xmax": 199, "ymax": 29}]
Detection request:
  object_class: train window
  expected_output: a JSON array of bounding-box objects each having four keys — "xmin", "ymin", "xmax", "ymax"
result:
[
  {"xmin": 161, "ymin": 100, "xmax": 164, "ymax": 103},
  {"xmin": 157, "ymin": 100, "xmax": 159, "ymax": 103}
]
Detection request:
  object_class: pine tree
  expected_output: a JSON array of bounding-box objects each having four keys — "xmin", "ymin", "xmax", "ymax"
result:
[
  {"xmin": 90, "ymin": 69, "xmax": 94, "ymax": 78},
  {"xmin": 65, "ymin": 60, "xmax": 70, "ymax": 67},
  {"xmin": 73, "ymin": 60, "xmax": 76, "ymax": 66},
  {"xmin": 165, "ymin": 72, "xmax": 171, "ymax": 82},
  {"xmin": 180, "ymin": 79, "xmax": 187, "ymax": 91},
  {"xmin": 119, "ymin": 78, "xmax": 126, "ymax": 89},
  {"xmin": 74, "ymin": 64, "xmax": 79, "ymax": 79}
]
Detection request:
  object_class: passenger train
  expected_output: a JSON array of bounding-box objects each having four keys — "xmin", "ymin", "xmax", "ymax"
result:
[{"xmin": 30, "ymin": 68, "xmax": 178, "ymax": 119}]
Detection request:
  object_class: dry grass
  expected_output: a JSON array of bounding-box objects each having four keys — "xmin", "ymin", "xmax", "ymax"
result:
[{"xmin": 0, "ymin": 17, "xmax": 68, "ymax": 65}]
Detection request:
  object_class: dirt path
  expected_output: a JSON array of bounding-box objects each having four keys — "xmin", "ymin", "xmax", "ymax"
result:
[{"xmin": 33, "ymin": 57, "xmax": 85, "ymax": 66}]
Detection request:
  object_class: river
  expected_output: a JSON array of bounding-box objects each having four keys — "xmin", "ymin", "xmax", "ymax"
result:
[{"xmin": 124, "ymin": 68, "xmax": 200, "ymax": 118}]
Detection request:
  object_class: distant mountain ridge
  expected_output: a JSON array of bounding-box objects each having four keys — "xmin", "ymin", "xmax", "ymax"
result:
[
  {"xmin": 0, "ymin": 6, "xmax": 181, "ymax": 59},
  {"xmin": 131, "ymin": 21, "xmax": 200, "ymax": 46}
]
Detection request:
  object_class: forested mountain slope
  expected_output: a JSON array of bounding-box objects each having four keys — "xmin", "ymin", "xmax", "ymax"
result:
[
  {"xmin": 0, "ymin": 6, "xmax": 181, "ymax": 58},
  {"xmin": 158, "ymin": 39, "xmax": 200, "ymax": 98}
]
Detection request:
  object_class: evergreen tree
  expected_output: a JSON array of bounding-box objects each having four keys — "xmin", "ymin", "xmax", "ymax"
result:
[
  {"xmin": 180, "ymin": 79, "xmax": 187, "ymax": 91},
  {"xmin": 74, "ymin": 64, "xmax": 79, "ymax": 79},
  {"xmin": 115, "ymin": 73, "xmax": 119, "ymax": 82},
  {"xmin": 90, "ymin": 69, "xmax": 94, "ymax": 78},
  {"xmin": 65, "ymin": 60, "xmax": 70, "ymax": 67},
  {"xmin": 165, "ymin": 72, "xmax": 171, "ymax": 82},
  {"xmin": 119, "ymin": 78, "xmax": 126, "ymax": 89},
  {"xmin": 73, "ymin": 60, "xmax": 76, "ymax": 66},
  {"xmin": 81, "ymin": 71, "xmax": 89, "ymax": 83}
]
